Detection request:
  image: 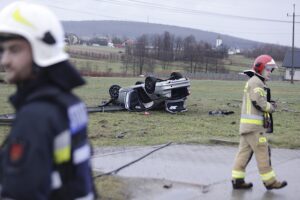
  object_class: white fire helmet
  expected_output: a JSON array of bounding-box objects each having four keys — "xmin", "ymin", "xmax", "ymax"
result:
[{"xmin": 0, "ymin": 1, "xmax": 69, "ymax": 67}]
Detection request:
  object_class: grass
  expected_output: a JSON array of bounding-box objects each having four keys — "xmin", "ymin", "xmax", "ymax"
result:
[
  {"xmin": 1, "ymin": 78, "xmax": 299, "ymax": 199},
  {"xmin": 0, "ymin": 72, "xmax": 5, "ymax": 82},
  {"xmin": 95, "ymin": 176, "xmax": 131, "ymax": 200},
  {"xmin": 70, "ymin": 58, "xmax": 124, "ymax": 73},
  {"xmin": 66, "ymin": 45, "xmax": 125, "ymax": 54},
  {"xmin": 1, "ymin": 78, "xmax": 300, "ymax": 149}
]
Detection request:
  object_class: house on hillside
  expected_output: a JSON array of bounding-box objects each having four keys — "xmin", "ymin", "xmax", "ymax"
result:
[
  {"xmin": 108, "ymin": 42, "xmax": 114, "ymax": 48},
  {"xmin": 65, "ymin": 33, "xmax": 80, "ymax": 45},
  {"xmin": 282, "ymin": 50, "xmax": 300, "ymax": 81},
  {"xmin": 228, "ymin": 47, "xmax": 241, "ymax": 55}
]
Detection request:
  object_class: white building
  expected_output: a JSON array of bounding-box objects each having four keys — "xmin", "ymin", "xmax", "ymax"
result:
[
  {"xmin": 228, "ymin": 47, "xmax": 241, "ymax": 55},
  {"xmin": 108, "ymin": 42, "xmax": 114, "ymax": 48},
  {"xmin": 216, "ymin": 35, "xmax": 222, "ymax": 48}
]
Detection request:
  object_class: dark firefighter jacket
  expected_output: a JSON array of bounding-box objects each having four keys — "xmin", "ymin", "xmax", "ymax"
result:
[{"xmin": 0, "ymin": 61, "xmax": 96, "ymax": 200}]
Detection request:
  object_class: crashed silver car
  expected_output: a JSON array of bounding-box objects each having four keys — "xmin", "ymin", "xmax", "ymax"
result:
[
  {"xmin": 108, "ymin": 72, "xmax": 191, "ymax": 113},
  {"xmin": 0, "ymin": 73, "xmax": 191, "ymax": 126}
]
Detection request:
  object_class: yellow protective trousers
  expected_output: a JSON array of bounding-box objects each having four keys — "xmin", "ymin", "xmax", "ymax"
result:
[{"xmin": 232, "ymin": 132, "xmax": 276, "ymax": 186}]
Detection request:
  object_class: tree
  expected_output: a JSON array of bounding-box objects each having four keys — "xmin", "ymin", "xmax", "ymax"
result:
[
  {"xmin": 183, "ymin": 35, "xmax": 197, "ymax": 73},
  {"xmin": 243, "ymin": 44, "xmax": 290, "ymax": 62},
  {"xmin": 151, "ymin": 34, "xmax": 162, "ymax": 60},
  {"xmin": 133, "ymin": 34, "xmax": 148, "ymax": 75},
  {"xmin": 112, "ymin": 36, "xmax": 122, "ymax": 45},
  {"xmin": 161, "ymin": 31, "xmax": 174, "ymax": 69},
  {"xmin": 174, "ymin": 36, "xmax": 183, "ymax": 61}
]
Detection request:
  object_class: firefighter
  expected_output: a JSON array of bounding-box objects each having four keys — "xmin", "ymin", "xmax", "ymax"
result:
[
  {"xmin": 0, "ymin": 2, "xmax": 97, "ymax": 199},
  {"xmin": 231, "ymin": 55, "xmax": 287, "ymax": 190}
]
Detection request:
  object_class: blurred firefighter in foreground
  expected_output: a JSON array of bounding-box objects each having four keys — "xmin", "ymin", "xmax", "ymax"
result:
[
  {"xmin": 0, "ymin": 2, "xmax": 97, "ymax": 199},
  {"xmin": 231, "ymin": 55, "xmax": 287, "ymax": 190}
]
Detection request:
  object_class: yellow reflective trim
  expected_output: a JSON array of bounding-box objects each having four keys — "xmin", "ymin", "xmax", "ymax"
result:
[
  {"xmin": 260, "ymin": 170, "xmax": 276, "ymax": 181},
  {"xmin": 254, "ymin": 88, "xmax": 266, "ymax": 97},
  {"xmin": 246, "ymin": 93, "xmax": 251, "ymax": 114},
  {"xmin": 240, "ymin": 118, "xmax": 263, "ymax": 125},
  {"xmin": 266, "ymin": 103, "xmax": 271, "ymax": 112},
  {"xmin": 12, "ymin": 8, "xmax": 35, "ymax": 28},
  {"xmin": 54, "ymin": 146, "xmax": 71, "ymax": 164},
  {"xmin": 259, "ymin": 137, "xmax": 267, "ymax": 143},
  {"xmin": 232, "ymin": 170, "xmax": 245, "ymax": 179},
  {"xmin": 254, "ymin": 88, "xmax": 264, "ymax": 93},
  {"xmin": 243, "ymin": 82, "xmax": 249, "ymax": 93},
  {"xmin": 264, "ymin": 112, "xmax": 270, "ymax": 119}
]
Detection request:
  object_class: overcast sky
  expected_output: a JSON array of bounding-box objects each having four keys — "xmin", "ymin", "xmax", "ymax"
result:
[{"xmin": 0, "ymin": 0, "xmax": 299, "ymax": 47}]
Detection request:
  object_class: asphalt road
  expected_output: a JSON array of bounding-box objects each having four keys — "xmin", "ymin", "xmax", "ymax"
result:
[{"xmin": 92, "ymin": 144, "xmax": 300, "ymax": 200}]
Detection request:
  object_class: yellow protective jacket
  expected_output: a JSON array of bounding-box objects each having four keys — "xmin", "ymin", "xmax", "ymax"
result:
[{"xmin": 239, "ymin": 75, "xmax": 275, "ymax": 134}]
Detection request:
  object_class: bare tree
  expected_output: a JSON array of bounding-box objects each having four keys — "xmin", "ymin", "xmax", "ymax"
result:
[
  {"xmin": 133, "ymin": 34, "xmax": 148, "ymax": 75},
  {"xmin": 174, "ymin": 36, "xmax": 183, "ymax": 61},
  {"xmin": 183, "ymin": 35, "xmax": 197, "ymax": 73},
  {"xmin": 244, "ymin": 44, "xmax": 290, "ymax": 61},
  {"xmin": 161, "ymin": 31, "xmax": 174, "ymax": 69},
  {"xmin": 151, "ymin": 34, "xmax": 161, "ymax": 60}
]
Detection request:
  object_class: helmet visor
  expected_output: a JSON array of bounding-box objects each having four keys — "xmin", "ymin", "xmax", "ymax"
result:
[{"xmin": 265, "ymin": 65, "xmax": 277, "ymax": 73}]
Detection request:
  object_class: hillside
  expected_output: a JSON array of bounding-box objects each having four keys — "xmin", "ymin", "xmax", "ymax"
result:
[{"xmin": 62, "ymin": 20, "xmax": 263, "ymax": 50}]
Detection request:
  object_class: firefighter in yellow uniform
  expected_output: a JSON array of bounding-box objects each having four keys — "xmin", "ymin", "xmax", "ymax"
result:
[{"xmin": 231, "ymin": 55, "xmax": 287, "ymax": 190}]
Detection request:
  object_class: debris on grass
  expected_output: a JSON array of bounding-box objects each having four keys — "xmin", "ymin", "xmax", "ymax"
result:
[
  {"xmin": 208, "ymin": 110, "xmax": 234, "ymax": 116},
  {"xmin": 116, "ymin": 132, "xmax": 127, "ymax": 139}
]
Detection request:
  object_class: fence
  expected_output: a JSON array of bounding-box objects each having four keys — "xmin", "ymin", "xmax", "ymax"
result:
[{"xmin": 145, "ymin": 71, "xmax": 284, "ymax": 81}]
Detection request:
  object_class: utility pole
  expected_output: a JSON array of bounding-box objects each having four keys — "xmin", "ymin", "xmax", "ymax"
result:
[{"xmin": 287, "ymin": 4, "xmax": 299, "ymax": 84}]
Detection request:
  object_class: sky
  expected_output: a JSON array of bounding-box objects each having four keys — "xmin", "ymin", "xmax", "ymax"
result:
[{"xmin": 0, "ymin": 0, "xmax": 299, "ymax": 47}]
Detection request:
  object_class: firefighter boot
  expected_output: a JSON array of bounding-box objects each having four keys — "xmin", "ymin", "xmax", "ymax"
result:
[
  {"xmin": 265, "ymin": 180, "xmax": 287, "ymax": 190},
  {"xmin": 232, "ymin": 179, "xmax": 253, "ymax": 189}
]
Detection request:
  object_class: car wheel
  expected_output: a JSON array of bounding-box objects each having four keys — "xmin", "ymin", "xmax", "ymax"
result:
[
  {"xmin": 170, "ymin": 72, "xmax": 183, "ymax": 80},
  {"xmin": 109, "ymin": 85, "xmax": 121, "ymax": 99},
  {"xmin": 145, "ymin": 76, "xmax": 157, "ymax": 94}
]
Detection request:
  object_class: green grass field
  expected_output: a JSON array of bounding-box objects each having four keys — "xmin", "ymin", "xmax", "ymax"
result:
[
  {"xmin": 1, "ymin": 78, "xmax": 300, "ymax": 149},
  {"xmin": 0, "ymin": 72, "xmax": 5, "ymax": 82},
  {"xmin": 70, "ymin": 58, "xmax": 124, "ymax": 73},
  {"xmin": 66, "ymin": 45, "xmax": 125, "ymax": 54}
]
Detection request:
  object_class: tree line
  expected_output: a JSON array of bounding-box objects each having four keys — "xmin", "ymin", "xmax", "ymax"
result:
[
  {"xmin": 243, "ymin": 44, "xmax": 291, "ymax": 61},
  {"xmin": 123, "ymin": 31, "xmax": 229, "ymax": 75},
  {"xmin": 64, "ymin": 31, "xmax": 294, "ymax": 76}
]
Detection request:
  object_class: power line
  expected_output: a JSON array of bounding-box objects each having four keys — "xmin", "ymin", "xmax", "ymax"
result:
[
  {"xmin": 45, "ymin": 1, "xmax": 300, "ymax": 25},
  {"xmin": 46, "ymin": 4, "xmax": 119, "ymax": 19},
  {"xmin": 46, "ymin": 3, "xmax": 293, "ymax": 39},
  {"xmin": 41, "ymin": 1, "xmax": 299, "ymax": 46},
  {"xmin": 287, "ymin": 4, "xmax": 300, "ymax": 84},
  {"xmin": 95, "ymin": 0, "xmax": 299, "ymax": 24}
]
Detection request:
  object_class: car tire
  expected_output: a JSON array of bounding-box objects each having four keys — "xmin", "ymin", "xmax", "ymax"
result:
[
  {"xmin": 170, "ymin": 72, "xmax": 183, "ymax": 80},
  {"xmin": 145, "ymin": 76, "xmax": 157, "ymax": 94},
  {"xmin": 109, "ymin": 85, "xmax": 121, "ymax": 99}
]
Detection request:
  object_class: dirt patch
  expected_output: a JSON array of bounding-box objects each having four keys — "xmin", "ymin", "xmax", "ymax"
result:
[{"xmin": 95, "ymin": 175, "xmax": 207, "ymax": 200}]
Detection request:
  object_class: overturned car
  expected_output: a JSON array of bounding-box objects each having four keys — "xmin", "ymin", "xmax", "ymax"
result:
[
  {"xmin": 107, "ymin": 72, "xmax": 191, "ymax": 113},
  {"xmin": 0, "ymin": 73, "xmax": 191, "ymax": 126}
]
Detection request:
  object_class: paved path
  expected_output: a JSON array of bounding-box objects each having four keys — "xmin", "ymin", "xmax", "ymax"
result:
[{"xmin": 92, "ymin": 144, "xmax": 300, "ymax": 200}]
